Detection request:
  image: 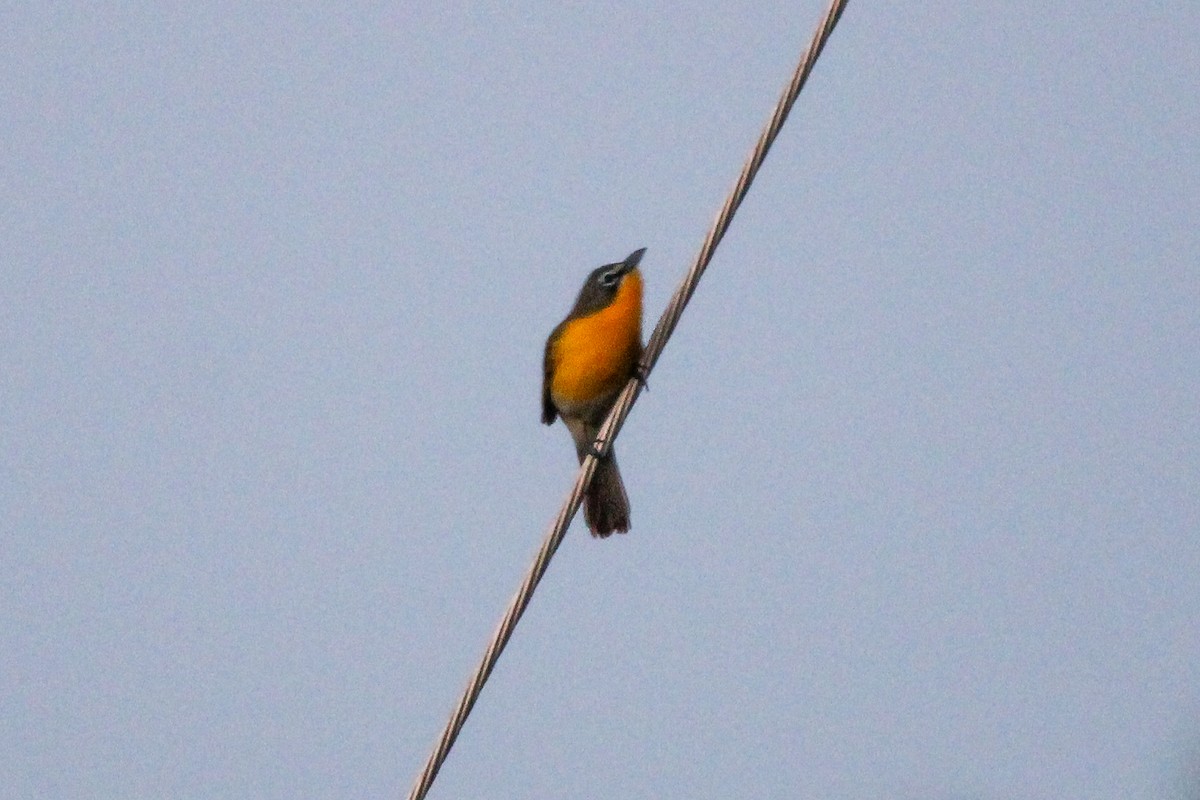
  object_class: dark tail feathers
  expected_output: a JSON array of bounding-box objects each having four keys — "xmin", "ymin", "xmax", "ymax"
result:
[{"xmin": 584, "ymin": 453, "xmax": 630, "ymax": 537}]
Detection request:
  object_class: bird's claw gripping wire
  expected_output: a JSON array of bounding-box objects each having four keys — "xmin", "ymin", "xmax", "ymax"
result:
[{"xmin": 633, "ymin": 362, "xmax": 650, "ymax": 391}]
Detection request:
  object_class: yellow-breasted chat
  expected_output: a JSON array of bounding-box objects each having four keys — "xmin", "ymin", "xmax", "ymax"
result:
[{"xmin": 542, "ymin": 248, "xmax": 645, "ymax": 537}]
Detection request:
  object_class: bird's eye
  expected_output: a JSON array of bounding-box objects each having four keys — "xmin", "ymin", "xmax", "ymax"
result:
[{"xmin": 599, "ymin": 270, "xmax": 620, "ymax": 288}]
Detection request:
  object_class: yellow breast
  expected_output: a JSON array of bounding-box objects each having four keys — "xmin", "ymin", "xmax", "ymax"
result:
[{"xmin": 550, "ymin": 270, "xmax": 643, "ymax": 414}]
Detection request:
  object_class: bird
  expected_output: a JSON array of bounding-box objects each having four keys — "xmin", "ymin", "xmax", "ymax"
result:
[{"xmin": 542, "ymin": 248, "xmax": 646, "ymax": 537}]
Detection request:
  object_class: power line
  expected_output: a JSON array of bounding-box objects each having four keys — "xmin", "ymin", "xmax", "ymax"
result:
[{"xmin": 406, "ymin": 2, "xmax": 850, "ymax": 797}]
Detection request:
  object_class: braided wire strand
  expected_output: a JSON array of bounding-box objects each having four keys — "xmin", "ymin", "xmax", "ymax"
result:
[{"xmin": 406, "ymin": 2, "xmax": 849, "ymax": 797}]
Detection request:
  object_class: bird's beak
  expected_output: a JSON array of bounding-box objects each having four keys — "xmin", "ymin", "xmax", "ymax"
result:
[{"xmin": 616, "ymin": 247, "xmax": 646, "ymax": 275}]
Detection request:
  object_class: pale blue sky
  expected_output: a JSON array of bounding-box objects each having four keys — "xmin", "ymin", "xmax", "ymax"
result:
[{"xmin": 3, "ymin": 2, "xmax": 1198, "ymax": 798}]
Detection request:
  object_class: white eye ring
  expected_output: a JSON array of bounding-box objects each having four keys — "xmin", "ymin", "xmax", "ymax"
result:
[{"xmin": 599, "ymin": 270, "xmax": 619, "ymax": 287}]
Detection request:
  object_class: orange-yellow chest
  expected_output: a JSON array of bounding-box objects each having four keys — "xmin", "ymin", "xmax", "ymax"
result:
[{"xmin": 549, "ymin": 270, "xmax": 643, "ymax": 414}]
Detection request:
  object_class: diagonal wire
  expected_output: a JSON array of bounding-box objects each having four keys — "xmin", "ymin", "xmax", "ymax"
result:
[{"xmin": 406, "ymin": 1, "xmax": 849, "ymax": 798}]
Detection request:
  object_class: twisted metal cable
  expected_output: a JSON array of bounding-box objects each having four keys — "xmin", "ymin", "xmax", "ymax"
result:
[{"xmin": 406, "ymin": 1, "xmax": 849, "ymax": 797}]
